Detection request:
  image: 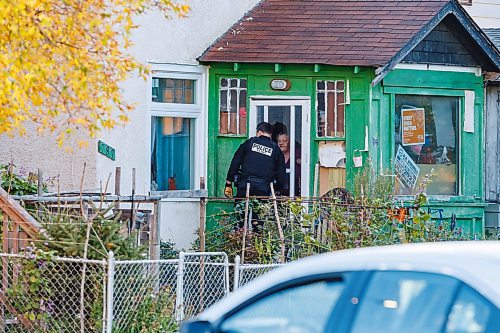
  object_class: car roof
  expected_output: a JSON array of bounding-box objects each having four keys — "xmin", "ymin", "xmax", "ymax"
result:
[{"xmin": 200, "ymin": 241, "xmax": 500, "ymax": 321}]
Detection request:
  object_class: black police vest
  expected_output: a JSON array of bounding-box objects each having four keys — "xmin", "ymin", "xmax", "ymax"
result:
[{"xmin": 239, "ymin": 137, "xmax": 278, "ymax": 184}]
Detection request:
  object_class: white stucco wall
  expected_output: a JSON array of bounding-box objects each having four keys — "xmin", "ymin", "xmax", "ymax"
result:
[
  {"xmin": 94, "ymin": 0, "xmax": 260, "ymax": 249},
  {"xmin": 96, "ymin": 0, "xmax": 260, "ymax": 196},
  {"xmin": 159, "ymin": 199, "xmax": 201, "ymax": 250},
  {"xmin": 464, "ymin": 1, "xmax": 500, "ymax": 28},
  {"xmin": 0, "ymin": 123, "xmax": 97, "ymax": 193}
]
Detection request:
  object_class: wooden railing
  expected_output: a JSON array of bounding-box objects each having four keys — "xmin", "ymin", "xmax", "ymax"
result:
[
  {"xmin": 0, "ymin": 186, "xmax": 42, "ymax": 331},
  {"xmin": 0, "ymin": 186, "xmax": 41, "ymax": 254}
]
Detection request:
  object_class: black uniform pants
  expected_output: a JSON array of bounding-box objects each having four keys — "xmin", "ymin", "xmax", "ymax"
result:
[{"xmin": 234, "ymin": 180, "xmax": 271, "ymax": 230}]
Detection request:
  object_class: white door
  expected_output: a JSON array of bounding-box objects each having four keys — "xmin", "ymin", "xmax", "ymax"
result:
[{"xmin": 250, "ymin": 98, "xmax": 310, "ymax": 197}]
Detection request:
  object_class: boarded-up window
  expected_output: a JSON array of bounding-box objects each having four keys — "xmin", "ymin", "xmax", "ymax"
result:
[
  {"xmin": 219, "ymin": 78, "xmax": 247, "ymax": 135},
  {"xmin": 316, "ymin": 80, "xmax": 345, "ymax": 138},
  {"xmin": 152, "ymin": 78, "xmax": 195, "ymax": 104}
]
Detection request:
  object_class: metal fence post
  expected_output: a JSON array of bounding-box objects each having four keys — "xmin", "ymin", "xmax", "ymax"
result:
[
  {"xmin": 175, "ymin": 251, "xmax": 185, "ymax": 322},
  {"xmin": 106, "ymin": 251, "xmax": 115, "ymax": 333},
  {"xmin": 233, "ymin": 255, "xmax": 241, "ymax": 291}
]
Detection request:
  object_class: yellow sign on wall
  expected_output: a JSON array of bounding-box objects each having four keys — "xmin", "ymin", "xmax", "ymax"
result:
[{"xmin": 401, "ymin": 108, "xmax": 425, "ymax": 146}]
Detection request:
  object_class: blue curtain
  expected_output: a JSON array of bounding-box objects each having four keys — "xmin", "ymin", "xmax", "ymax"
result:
[{"xmin": 151, "ymin": 117, "xmax": 191, "ymax": 190}]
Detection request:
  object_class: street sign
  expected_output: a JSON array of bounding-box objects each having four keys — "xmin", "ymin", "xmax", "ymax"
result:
[
  {"xmin": 98, "ymin": 140, "xmax": 116, "ymax": 161},
  {"xmin": 401, "ymin": 107, "xmax": 425, "ymax": 146}
]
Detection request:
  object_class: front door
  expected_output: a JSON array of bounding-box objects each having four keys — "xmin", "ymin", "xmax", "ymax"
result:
[{"xmin": 250, "ymin": 99, "xmax": 310, "ymax": 197}]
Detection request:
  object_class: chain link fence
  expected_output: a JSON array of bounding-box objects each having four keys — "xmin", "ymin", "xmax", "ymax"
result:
[
  {"xmin": 0, "ymin": 253, "xmax": 106, "ymax": 333},
  {"xmin": 233, "ymin": 255, "xmax": 283, "ymax": 290},
  {"xmin": 0, "ymin": 251, "xmax": 282, "ymax": 332}
]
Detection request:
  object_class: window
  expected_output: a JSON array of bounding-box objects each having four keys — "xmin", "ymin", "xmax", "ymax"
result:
[
  {"xmin": 219, "ymin": 78, "xmax": 247, "ymax": 135},
  {"xmin": 149, "ymin": 64, "xmax": 206, "ymax": 191},
  {"xmin": 446, "ymin": 284, "xmax": 494, "ymax": 333},
  {"xmin": 316, "ymin": 80, "xmax": 345, "ymax": 138},
  {"xmin": 219, "ymin": 278, "xmax": 347, "ymax": 333},
  {"xmin": 151, "ymin": 117, "xmax": 192, "ymax": 191},
  {"xmin": 152, "ymin": 78, "xmax": 195, "ymax": 104},
  {"xmin": 351, "ymin": 271, "xmax": 459, "ymax": 333},
  {"xmin": 394, "ymin": 95, "xmax": 459, "ymax": 195}
]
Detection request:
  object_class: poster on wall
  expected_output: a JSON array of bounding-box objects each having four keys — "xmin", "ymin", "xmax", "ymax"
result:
[
  {"xmin": 395, "ymin": 145, "xmax": 420, "ymax": 190},
  {"xmin": 401, "ymin": 107, "xmax": 425, "ymax": 146}
]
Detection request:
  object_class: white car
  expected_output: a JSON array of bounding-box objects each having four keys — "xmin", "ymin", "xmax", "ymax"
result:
[{"xmin": 182, "ymin": 241, "xmax": 500, "ymax": 333}]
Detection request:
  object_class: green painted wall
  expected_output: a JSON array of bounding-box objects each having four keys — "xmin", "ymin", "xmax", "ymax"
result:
[
  {"xmin": 204, "ymin": 63, "xmax": 486, "ymax": 237},
  {"xmin": 206, "ymin": 62, "xmax": 373, "ymax": 198}
]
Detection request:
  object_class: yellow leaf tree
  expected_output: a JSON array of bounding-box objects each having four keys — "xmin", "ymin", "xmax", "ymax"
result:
[{"xmin": 0, "ymin": 0, "xmax": 189, "ymax": 144}]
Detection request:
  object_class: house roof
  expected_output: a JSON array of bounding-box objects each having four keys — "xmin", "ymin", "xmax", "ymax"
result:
[
  {"xmin": 199, "ymin": 0, "xmax": 449, "ymax": 67},
  {"xmin": 484, "ymin": 28, "xmax": 500, "ymax": 48},
  {"xmin": 198, "ymin": 0, "xmax": 500, "ymax": 78}
]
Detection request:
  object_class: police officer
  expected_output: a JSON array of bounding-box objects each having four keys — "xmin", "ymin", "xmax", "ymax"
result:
[{"xmin": 224, "ymin": 122, "xmax": 286, "ymax": 198}]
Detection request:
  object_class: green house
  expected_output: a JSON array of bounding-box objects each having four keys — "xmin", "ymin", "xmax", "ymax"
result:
[{"xmin": 198, "ymin": 0, "xmax": 500, "ymax": 236}]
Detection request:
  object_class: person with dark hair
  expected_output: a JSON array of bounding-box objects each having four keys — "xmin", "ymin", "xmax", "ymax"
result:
[
  {"xmin": 224, "ymin": 121, "xmax": 286, "ymax": 200},
  {"xmin": 271, "ymin": 121, "xmax": 288, "ymax": 142}
]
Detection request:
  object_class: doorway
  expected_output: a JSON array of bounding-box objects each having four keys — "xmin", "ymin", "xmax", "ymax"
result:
[{"xmin": 250, "ymin": 98, "xmax": 310, "ymax": 197}]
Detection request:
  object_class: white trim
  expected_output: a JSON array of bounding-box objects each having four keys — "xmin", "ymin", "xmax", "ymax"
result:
[
  {"xmin": 394, "ymin": 64, "xmax": 482, "ymax": 76},
  {"xmin": 249, "ymin": 98, "xmax": 311, "ymax": 197},
  {"xmin": 151, "ymin": 71, "xmax": 203, "ymax": 113},
  {"xmin": 149, "ymin": 62, "xmax": 206, "ymax": 74},
  {"xmin": 251, "ymin": 95, "xmax": 310, "ymax": 101},
  {"xmin": 148, "ymin": 63, "xmax": 208, "ymax": 191},
  {"xmin": 160, "ymin": 198, "xmax": 201, "ymax": 203}
]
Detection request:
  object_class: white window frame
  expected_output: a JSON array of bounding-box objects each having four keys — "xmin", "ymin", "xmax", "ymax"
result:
[
  {"xmin": 219, "ymin": 77, "xmax": 248, "ymax": 135},
  {"xmin": 148, "ymin": 63, "xmax": 208, "ymax": 191},
  {"xmin": 316, "ymin": 80, "xmax": 348, "ymax": 138}
]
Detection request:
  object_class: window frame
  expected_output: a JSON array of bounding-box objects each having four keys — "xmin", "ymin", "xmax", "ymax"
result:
[
  {"xmin": 213, "ymin": 272, "xmax": 362, "ymax": 333},
  {"xmin": 386, "ymin": 86, "xmax": 465, "ymax": 199},
  {"xmin": 350, "ymin": 270, "xmax": 499, "ymax": 333},
  {"xmin": 148, "ymin": 63, "xmax": 207, "ymax": 191},
  {"xmin": 151, "ymin": 71, "xmax": 203, "ymax": 117},
  {"xmin": 315, "ymin": 79, "xmax": 349, "ymax": 140},
  {"xmin": 217, "ymin": 76, "xmax": 248, "ymax": 137}
]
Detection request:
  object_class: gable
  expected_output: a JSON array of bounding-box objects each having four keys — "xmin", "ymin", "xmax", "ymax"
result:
[{"xmin": 402, "ymin": 18, "xmax": 480, "ymax": 67}]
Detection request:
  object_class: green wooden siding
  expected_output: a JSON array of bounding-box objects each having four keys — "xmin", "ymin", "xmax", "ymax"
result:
[{"xmin": 205, "ymin": 63, "xmax": 486, "ymax": 235}]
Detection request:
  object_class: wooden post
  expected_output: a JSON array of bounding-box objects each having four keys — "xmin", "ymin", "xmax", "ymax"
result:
[
  {"xmin": 2, "ymin": 214, "xmax": 9, "ymax": 329},
  {"xmin": 37, "ymin": 168, "xmax": 43, "ymax": 196},
  {"xmin": 115, "ymin": 167, "xmax": 121, "ymax": 210},
  {"xmin": 241, "ymin": 183, "xmax": 251, "ymax": 264},
  {"xmin": 114, "ymin": 167, "xmax": 121, "ymax": 194},
  {"xmin": 149, "ymin": 201, "xmax": 159, "ymax": 260},
  {"xmin": 199, "ymin": 177, "xmax": 206, "ymax": 253},
  {"xmin": 130, "ymin": 168, "xmax": 136, "ymax": 234},
  {"xmin": 313, "ymin": 162, "xmax": 319, "ymax": 198},
  {"xmin": 270, "ymin": 183, "xmax": 285, "ymax": 263},
  {"xmin": 198, "ymin": 177, "xmax": 207, "ymax": 310},
  {"xmin": 115, "ymin": 167, "xmax": 122, "ymax": 195},
  {"xmin": 37, "ymin": 168, "xmax": 43, "ymax": 217}
]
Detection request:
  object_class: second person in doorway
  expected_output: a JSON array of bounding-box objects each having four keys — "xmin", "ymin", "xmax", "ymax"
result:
[{"xmin": 277, "ymin": 132, "xmax": 301, "ymax": 196}]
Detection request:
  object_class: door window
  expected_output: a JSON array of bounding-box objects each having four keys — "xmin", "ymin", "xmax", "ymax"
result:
[
  {"xmin": 219, "ymin": 277, "xmax": 347, "ymax": 333},
  {"xmin": 351, "ymin": 271, "xmax": 459, "ymax": 333},
  {"xmin": 256, "ymin": 105, "xmax": 302, "ymax": 196}
]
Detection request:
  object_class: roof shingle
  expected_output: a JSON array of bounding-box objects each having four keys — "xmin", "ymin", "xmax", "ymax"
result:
[{"xmin": 199, "ymin": 0, "xmax": 450, "ymax": 67}]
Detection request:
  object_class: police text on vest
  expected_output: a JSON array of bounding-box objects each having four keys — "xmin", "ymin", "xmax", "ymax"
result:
[{"xmin": 251, "ymin": 143, "xmax": 273, "ymax": 156}]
